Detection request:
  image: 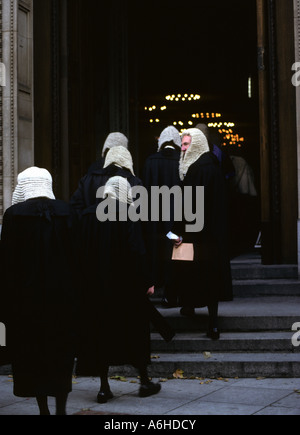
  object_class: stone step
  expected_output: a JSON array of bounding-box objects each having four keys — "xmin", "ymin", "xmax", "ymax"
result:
[
  {"xmin": 151, "ymin": 332, "xmax": 299, "ymax": 353},
  {"xmin": 232, "ymin": 279, "xmax": 300, "ymax": 297},
  {"xmin": 155, "ymin": 312, "xmax": 299, "ymax": 333},
  {"xmin": 110, "ymin": 353, "xmax": 300, "ymax": 379},
  {"xmin": 231, "ymin": 264, "xmax": 298, "ymax": 280},
  {"xmin": 153, "ymin": 297, "xmax": 300, "ymax": 332},
  {"xmin": 153, "ymin": 279, "xmax": 300, "ymax": 299}
]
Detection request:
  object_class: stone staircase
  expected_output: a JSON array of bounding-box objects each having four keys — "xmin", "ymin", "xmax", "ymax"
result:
[
  {"xmin": 1, "ymin": 254, "xmax": 300, "ymax": 379},
  {"xmin": 115, "ymin": 253, "xmax": 300, "ymax": 379}
]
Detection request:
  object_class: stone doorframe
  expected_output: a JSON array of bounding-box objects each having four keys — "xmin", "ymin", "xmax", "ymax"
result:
[{"xmin": 0, "ymin": 0, "xmax": 34, "ymax": 226}]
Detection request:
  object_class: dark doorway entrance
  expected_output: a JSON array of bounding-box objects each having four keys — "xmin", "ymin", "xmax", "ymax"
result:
[
  {"xmin": 130, "ymin": 0, "xmax": 259, "ymax": 165},
  {"xmin": 129, "ymin": 0, "xmax": 260, "ymax": 257}
]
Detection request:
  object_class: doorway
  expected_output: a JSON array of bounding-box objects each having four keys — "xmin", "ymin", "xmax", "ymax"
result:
[{"xmin": 128, "ymin": 0, "xmax": 261, "ymax": 259}]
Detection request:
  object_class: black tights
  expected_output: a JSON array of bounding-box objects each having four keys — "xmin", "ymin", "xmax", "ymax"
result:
[
  {"xmin": 36, "ymin": 394, "xmax": 68, "ymax": 416},
  {"xmin": 99, "ymin": 364, "xmax": 150, "ymax": 391},
  {"xmin": 208, "ymin": 302, "xmax": 219, "ymax": 330}
]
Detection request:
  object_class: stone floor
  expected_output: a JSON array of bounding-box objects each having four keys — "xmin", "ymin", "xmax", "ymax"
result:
[{"xmin": 0, "ymin": 374, "xmax": 299, "ymax": 416}]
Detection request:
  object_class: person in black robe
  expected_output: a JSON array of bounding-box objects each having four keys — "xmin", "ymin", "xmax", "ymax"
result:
[
  {"xmin": 0, "ymin": 239, "xmax": 10, "ymax": 366},
  {"xmin": 171, "ymin": 129, "xmax": 233, "ymax": 340},
  {"xmin": 195, "ymin": 123, "xmax": 236, "ymax": 182},
  {"xmin": 142, "ymin": 126, "xmax": 182, "ymax": 306},
  {"xmin": 76, "ymin": 176, "xmax": 164, "ymax": 402},
  {"xmin": 70, "ymin": 146, "xmax": 142, "ymax": 216},
  {"xmin": 1, "ymin": 167, "xmax": 78, "ymax": 415}
]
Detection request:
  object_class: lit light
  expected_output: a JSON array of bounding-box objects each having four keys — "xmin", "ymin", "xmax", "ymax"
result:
[
  {"xmin": 155, "ymin": 119, "xmax": 160, "ymax": 123},
  {"xmin": 248, "ymin": 76, "xmax": 252, "ymax": 99}
]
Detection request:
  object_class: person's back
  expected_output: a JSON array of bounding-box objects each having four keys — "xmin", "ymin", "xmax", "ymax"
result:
[
  {"xmin": 143, "ymin": 147, "xmax": 181, "ymax": 190},
  {"xmin": 1, "ymin": 167, "xmax": 78, "ymax": 415},
  {"xmin": 70, "ymin": 146, "xmax": 142, "ymax": 215},
  {"xmin": 76, "ymin": 177, "xmax": 165, "ymax": 402},
  {"xmin": 142, "ymin": 127, "xmax": 182, "ymax": 300}
]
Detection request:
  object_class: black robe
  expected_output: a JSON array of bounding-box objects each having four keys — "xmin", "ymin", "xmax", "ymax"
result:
[
  {"xmin": 1, "ymin": 198, "xmax": 79, "ymax": 398},
  {"xmin": 0, "ymin": 240, "xmax": 10, "ymax": 366},
  {"xmin": 142, "ymin": 148, "xmax": 182, "ymax": 288},
  {"xmin": 70, "ymin": 164, "xmax": 143, "ymax": 216},
  {"xmin": 76, "ymin": 201, "xmax": 161, "ymax": 375},
  {"xmin": 171, "ymin": 152, "xmax": 233, "ymax": 308}
]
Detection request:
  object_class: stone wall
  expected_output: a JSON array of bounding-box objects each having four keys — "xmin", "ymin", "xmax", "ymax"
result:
[{"xmin": 0, "ymin": 0, "xmax": 34, "ymax": 226}]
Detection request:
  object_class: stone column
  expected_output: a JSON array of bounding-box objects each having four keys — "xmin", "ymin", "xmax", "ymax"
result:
[
  {"xmin": 294, "ymin": 0, "xmax": 300, "ymax": 276},
  {"xmin": 1, "ymin": 0, "xmax": 34, "ymax": 223}
]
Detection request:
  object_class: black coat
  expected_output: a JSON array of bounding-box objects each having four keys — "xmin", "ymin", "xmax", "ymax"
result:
[
  {"xmin": 0, "ymin": 240, "xmax": 9, "ymax": 366},
  {"xmin": 142, "ymin": 148, "xmax": 182, "ymax": 287},
  {"xmin": 76, "ymin": 202, "xmax": 165, "ymax": 375},
  {"xmin": 70, "ymin": 164, "xmax": 143, "ymax": 216},
  {"xmin": 171, "ymin": 152, "xmax": 233, "ymax": 307},
  {"xmin": 1, "ymin": 199, "xmax": 79, "ymax": 398}
]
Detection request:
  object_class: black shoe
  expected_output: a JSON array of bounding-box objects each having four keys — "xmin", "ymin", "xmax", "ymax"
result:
[
  {"xmin": 139, "ymin": 382, "xmax": 161, "ymax": 398},
  {"xmin": 207, "ymin": 328, "xmax": 220, "ymax": 341},
  {"xmin": 180, "ymin": 307, "xmax": 195, "ymax": 317},
  {"xmin": 161, "ymin": 298, "xmax": 177, "ymax": 308},
  {"xmin": 97, "ymin": 390, "xmax": 114, "ymax": 404}
]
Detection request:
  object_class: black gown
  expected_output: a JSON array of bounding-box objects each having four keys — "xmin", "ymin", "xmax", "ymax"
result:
[
  {"xmin": 76, "ymin": 201, "xmax": 158, "ymax": 375},
  {"xmin": 142, "ymin": 148, "xmax": 182, "ymax": 289},
  {"xmin": 1, "ymin": 198, "xmax": 79, "ymax": 398},
  {"xmin": 171, "ymin": 152, "xmax": 233, "ymax": 308},
  {"xmin": 70, "ymin": 164, "xmax": 143, "ymax": 216}
]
